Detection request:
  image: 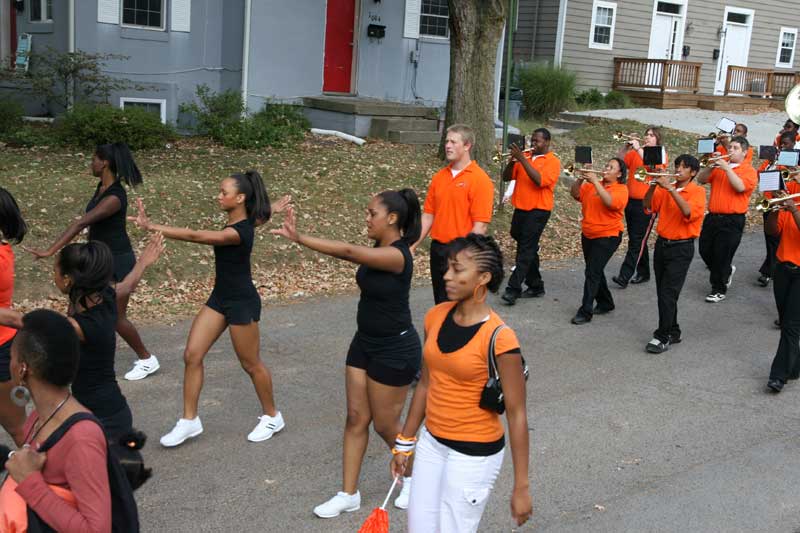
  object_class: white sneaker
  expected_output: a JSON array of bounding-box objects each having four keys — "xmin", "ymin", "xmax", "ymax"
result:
[
  {"xmin": 247, "ymin": 411, "xmax": 285, "ymax": 442},
  {"xmin": 394, "ymin": 476, "xmax": 412, "ymax": 509},
  {"xmin": 726, "ymin": 265, "xmax": 736, "ymax": 288},
  {"xmin": 160, "ymin": 417, "xmax": 203, "ymax": 447},
  {"xmin": 124, "ymin": 355, "xmax": 160, "ymax": 381},
  {"xmin": 313, "ymin": 491, "xmax": 360, "ymax": 518},
  {"xmin": 705, "ymin": 292, "xmax": 726, "ymax": 303}
]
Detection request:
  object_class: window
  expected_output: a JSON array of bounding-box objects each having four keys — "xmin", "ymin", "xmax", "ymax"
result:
[
  {"xmin": 776, "ymin": 28, "xmax": 797, "ymax": 68},
  {"xmin": 29, "ymin": 0, "xmax": 53, "ymax": 23},
  {"xmin": 122, "ymin": 0, "xmax": 164, "ymax": 30},
  {"xmin": 120, "ymin": 97, "xmax": 167, "ymax": 124},
  {"xmin": 656, "ymin": 2, "xmax": 682, "ymax": 15},
  {"xmin": 726, "ymin": 12, "xmax": 748, "ymax": 24},
  {"xmin": 589, "ymin": 1, "xmax": 617, "ymax": 50},
  {"xmin": 419, "ymin": 0, "xmax": 449, "ymax": 38}
]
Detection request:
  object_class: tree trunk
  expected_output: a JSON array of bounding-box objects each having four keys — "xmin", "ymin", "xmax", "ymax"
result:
[{"xmin": 439, "ymin": 0, "xmax": 506, "ymax": 169}]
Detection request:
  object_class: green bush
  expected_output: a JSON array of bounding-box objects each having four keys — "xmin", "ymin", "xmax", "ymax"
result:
[
  {"xmin": 0, "ymin": 98, "xmax": 23, "ymax": 135},
  {"xmin": 3, "ymin": 124, "xmax": 58, "ymax": 147},
  {"xmin": 575, "ymin": 89, "xmax": 604, "ymax": 107},
  {"xmin": 178, "ymin": 84, "xmax": 244, "ymax": 142},
  {"xmin": 55, "ymin": 104, "xmax": 176, "ymax": 149},
  {"xmin": 603, "ymin": 90, "xmax": 633, "ymax": 109},
  {"xmin": 517, "ymin": 63, "xmax": 576, "ymax": 119}
]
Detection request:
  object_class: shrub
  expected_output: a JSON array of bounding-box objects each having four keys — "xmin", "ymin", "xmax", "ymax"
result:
[
  {"xmin": 178, "ymin": 84, "xmax": 244, "ymax": 142},
  {"xmin": 3, "ymin": 124, "xmax": 58, "ymax": 147},
  {"xmin": 517, "ymin": 63, "xmax": 576, "ymax": 119},
  {"xmin": 603, "ymin": 90, "xmax": 633, "ymax": 109},
  {"xmin": 0, "ymin": 99, "xmax": 23, "ymax": 135},
  {"xmin": 55, "ymin": 104, "xmax": 176, "ymax": 149},
  {"xmin": 575, "ymin": 89, "xmax": 604, "ymax": 107}
]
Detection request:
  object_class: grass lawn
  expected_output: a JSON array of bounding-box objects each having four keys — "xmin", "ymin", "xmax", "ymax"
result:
[{"xmin": 0, "ymin": 118, "xmax": 765, "ymax": 322}]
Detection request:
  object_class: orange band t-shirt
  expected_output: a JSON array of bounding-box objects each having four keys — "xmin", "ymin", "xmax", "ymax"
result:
[
  {"xmin": 706, "ymin": 164, "xmax": 757, "ymax": 214},
  {"xmin": 648, "ymin": 182, "xmax": 706, "ymax": 240},
  {"xmin": 578, "ymin": 181, "xmax": 629, "ymax": 238},
  {"xmin": 423, "ymin": 160, "xmax": 494, "ymax": 243},
  {"xmin": 510, "ymin": 151, "xmax": 561, "ymax": 211},
  {"xmin": 423, "ymin": 302, "xmax": 521, "ymax": 443},
  {"xmin": 0, "ymin": 244, "xmax": 15, "ymax": 346},
  {"xmin": 623, "ymin": 148, "xmax": 667, "ymax": 200},
  {"xmin": 776, "ymin": 209, "xmax": 800, "ymax": 265}
]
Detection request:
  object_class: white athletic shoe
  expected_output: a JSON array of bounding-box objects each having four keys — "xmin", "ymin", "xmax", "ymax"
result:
[
  {"xmin": 394, "ymin": 476, "xmax": 412, "ymax": 509},
  {"xmin": 705, "ymin": 292, "xmax": 726, "ymax": 303},
  {"xmin": 726, "ymin": 265, "xmax": 736, "ymax": 288},
  {"xmin": 124, "ymin": 355, "xmax": 160, "ymax": 381},
  {"xmin": 313, "ymin": 491, "xmax": 361, "ymax": 518},
  {"xmin": 247, "ymin": 412, "xmax": 285, "ymax": 442},
  {"xmin": 160, "ymin": 417, "xmax": 203, "ymax": 447}
]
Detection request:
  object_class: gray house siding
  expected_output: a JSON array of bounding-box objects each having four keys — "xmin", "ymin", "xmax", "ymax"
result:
[{"xmin": 514, "ymin": 0, "xmax": 559, "ymax": 64}]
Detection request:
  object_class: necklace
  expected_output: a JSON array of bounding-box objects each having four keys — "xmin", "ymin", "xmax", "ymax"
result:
[{"xmin": 27, "ymin": 393, "xmax": 72, "ymax": 445}]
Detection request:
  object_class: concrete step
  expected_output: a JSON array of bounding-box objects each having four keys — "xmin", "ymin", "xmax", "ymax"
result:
[
  {"xmin": 387, "ymin": 130, "xmax": 441, "ymax": 145},
  {"xmin": 556, "ymin": 112, "xmax": 591, "ymax": 123},
  {"xmin": 370, "ymin": 117, "xmax": 438, "ymax": 139},
  {"xmin": 303, "ymin": 96, "xmax": 438, "ymax": 119},
  {"xmin": 547, "ymin": 119, "xmax": 585, "ymax": 131}
]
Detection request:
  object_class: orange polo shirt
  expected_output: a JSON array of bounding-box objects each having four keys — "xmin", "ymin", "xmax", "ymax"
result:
[
  {"xmin": 0, "ymin": 244, "xmax": 15, "ymax": 346},
  {"xmin": 774, "ymin": 133, "xmax": 800, "ymax": 147},
  {"xmin": 647, "ymin": 182, "xmax": 706, "ymax": 240},
  {"xmin": 776, "ymin": 209, "xmax": 800, "ymax": 265},
  {"xmin": 623, "ymin": 148, "xmax": 668, "ymax": 200},
  {"xmin": 423, "ymin": 160, "xmax": 494, "ymax": 243},
  {"xmin": 578, "ymin": 181, "xmax": 628, "ymax": 239},
  {"xmin": 706, "ymin": 163, "xmax": 757, "ymax": 214},
  {"xmin": 423, "ymin": 302, "xmax": 520, "ymax": 443},
  {"xmin": 510, "ymin": 151, "xmax": 560, "ymax": 211}
]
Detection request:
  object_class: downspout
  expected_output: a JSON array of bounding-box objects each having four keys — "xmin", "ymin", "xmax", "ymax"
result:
[
  {"xmin": 530, "ymin": 0, "xmax": 540, "ymax": 61},
  {"xmin": 68, "ymin": 0, "xmax": 75, "ymax": 108},
  {"xmin": 554, "ymin": 0, "xmax": 568, "ymax": 66},
  {"xmin": 240, "ymin": 0, "xmax": 252, "ymax": 116}
]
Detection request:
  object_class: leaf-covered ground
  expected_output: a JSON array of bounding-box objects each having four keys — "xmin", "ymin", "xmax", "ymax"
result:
[{"xmin": 0, "ymin": 118, "xmax": 765, "ymax": 322}]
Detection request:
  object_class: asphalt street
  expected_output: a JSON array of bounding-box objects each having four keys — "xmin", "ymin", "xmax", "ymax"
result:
[{"xmin": 114, "ymin": 231, "xmax": 799, "ymax": 532}]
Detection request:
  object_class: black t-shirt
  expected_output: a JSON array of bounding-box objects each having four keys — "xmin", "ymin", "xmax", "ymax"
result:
[
  {"xmin": 86, "ymin": 181, "xmax": 133, "ymax": 255},
  {"xmin": 355, "ymin": 240, "xmax": 413, "ymax": 337},
  {"xmin": 70, "ymin": 286, "xmax": 127, "ymax": 420},
  {"xmin": 213, "ymin": 219, "xmax": 258, "ymax": 300}
]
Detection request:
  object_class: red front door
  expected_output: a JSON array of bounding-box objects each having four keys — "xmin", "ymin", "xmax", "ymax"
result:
[{"xmin": 322, "ymin": 0, "xmax": 356, "ymax": 93}]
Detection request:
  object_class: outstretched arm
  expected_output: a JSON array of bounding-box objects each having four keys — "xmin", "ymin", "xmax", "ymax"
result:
[
  {"xmin": 0, "ymin": 308, "xmax": 23, "ymax": 329},
  {"xmin": 115, "ymin": 233, "xmax": 165, "ymax": 299},
  {"xmin": 128, "ymin": 198, "xmax": 241, "ymax": 246}
]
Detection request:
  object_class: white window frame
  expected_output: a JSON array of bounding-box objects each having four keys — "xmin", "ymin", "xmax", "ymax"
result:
[
  {"xmin": 775, "ymin": 27, "xmax": 798, "ymax": 68},
  {"xmin": 589, "ymin": 0, "xmax": 617, "ymax": 50},
  {"xmin": 419, "ymin": 0, "xmax": 449, "ymax": 40},
  {"xmin": 29, "ymin": 0, "xmax": 53, "ymax": 23},
  {"xmin": 120, "ymin": 0, "xmax": 166, "ymax": 32},
  {"xmin": 120, "ymin": 97, "xmax": 167, "ymax": 124}
]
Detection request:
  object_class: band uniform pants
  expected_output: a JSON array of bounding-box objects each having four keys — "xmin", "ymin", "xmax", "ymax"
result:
[
  {"xmin": 430, "ymin": 240, "xmax": 450, "ymax": 304},
  {"xmin": 579, "ymin": 233, "xmax": 622, "ymax": 318},
  {"xmin": 760, "ymin": 211, "xmax": 780, "ymax": 278},
  {"xmin": 769, "ymin": 261, "xmax": 800, "ymax": 382},
  {"xmin": 653, "ymin": 237, "xmax": 694, "ymax": 343},
  {"xmin": 617, "ymin": 199, "xmax": 651, "ymax": 282},
  {"xmin": 507, "ymin": 208, "xmax": 551, "ymax": 294},
  {"xmin": 698, "ymin": 213, "xmax": 745, "ymax": 295}
]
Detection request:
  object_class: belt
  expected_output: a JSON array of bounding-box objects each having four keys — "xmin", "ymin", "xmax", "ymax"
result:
[
  {"xmin": 781, "ymin": 261, "xmax": 800, "ymax": 270},
  {"xmin": 657, "ymin": 237, "xmax": 695, "ymax": 245},
  {"xmin": 707, "ymin": 212, "xmax": 745, "ymax": 217}
]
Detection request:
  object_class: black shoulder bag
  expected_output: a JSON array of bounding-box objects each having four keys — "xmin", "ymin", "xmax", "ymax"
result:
[{"xmin": 479, "ymin": 325, "xmax": 529, "ymax": 415}]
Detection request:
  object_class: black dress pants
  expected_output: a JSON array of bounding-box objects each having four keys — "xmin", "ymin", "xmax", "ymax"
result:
[
  {"xmin": 769, "ymin": 262, "xmax": 800, "ymax": 381},
  {"xmin": 429, "ymin": 240, "xmax": 450, "ymax": 304},
  {"xmin": 579, "ymin": 233, "xmax": 622, "ymax": 317},
  {"xmin": 617, "ymin": 199, "xmax": 651, "ymax": 282},
  {"xmin": 506, "ymin": 208, "xmax": 551, "ymax": 294},
  {"xmin": 698, "ymin": 213, "xmax": 745, "ymax": 294},
  {"xmin": 759, "ymin": 212, "xmax": 780, "ymax": 277},
  {"xmin": 653, "ymin": 237, "xmax": 694, "ymax": 343}
]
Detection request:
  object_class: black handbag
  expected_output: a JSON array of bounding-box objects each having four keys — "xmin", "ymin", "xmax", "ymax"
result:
[{"xmin": 479, "ymin": 325, "xmax": 529, "ymax": 414}]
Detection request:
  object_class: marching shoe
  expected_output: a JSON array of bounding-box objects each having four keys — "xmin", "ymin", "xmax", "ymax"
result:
[{"xmin": 313, "ymin": 491, "xmax": 361, "ymax": 518}]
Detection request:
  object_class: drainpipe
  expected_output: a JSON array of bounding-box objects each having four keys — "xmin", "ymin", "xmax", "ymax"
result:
[
  {"xmin": 240, "ymin": 0, "xmax": 251, "ymax": 116},
  {"xmin": 68, "ymin": 0, "xmax": 75, "ymax": 108},
  {"xmin": 554, "ymin": 0, "xmax": 568, "ymax": 66}
]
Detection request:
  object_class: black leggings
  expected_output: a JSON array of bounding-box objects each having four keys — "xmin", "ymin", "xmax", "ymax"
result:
[{"xmin": 579, "ymin": 233, "xmax": 622, "ymax": 317}]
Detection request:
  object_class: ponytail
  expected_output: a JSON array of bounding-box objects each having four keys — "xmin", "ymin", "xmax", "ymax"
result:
[
  {"xmin": 231, "ymin": 170, "xmax": 271, "ymax": 223},
  {"xmin": 377, "ymin": 188, "xmax": 421, "ymax": 245},
  {"xmin": 0, "ymin": 187, "xmax": 27, "ymax": 244},
  {"xmin": 57, "ymin": 241, "xmax": 114, "ymax": 310},
  {"xmin": 94, "ymin": 142, "xmax": 143, "ymax": 188}
]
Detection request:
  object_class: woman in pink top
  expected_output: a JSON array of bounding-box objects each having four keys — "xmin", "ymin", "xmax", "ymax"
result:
[{"xmin": 1, "ymin": 310, "xmax": 112, "ymax": 532}]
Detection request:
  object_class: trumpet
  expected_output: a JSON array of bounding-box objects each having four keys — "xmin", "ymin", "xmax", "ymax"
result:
[
  {"xmin": 492, "ymin": 146, "xmax": 534, "ymax": 163},
  {"xmin": 700, "ymin": 132, "xmax": 731, "ymax": 140},
  {"xmin": 699, "ymin": 153, "xmax": 731, "ymax": 167},
  {"xmin": 563, "ymin": 163, "xmax": 605, "ymax": 179},
  {"xmin": 755, "ymin": 192, "xmax": 800, "ymax": 212},
  {"xmin": 613, "ymin": 131, "xmax": 641, "ymax": 142},
  {"xmin": 634, "ymin": 167, "xmax": 679, "ymax": 184},
  {"xmin": 780, "ymin": 167, "xmax": 800, "ymax": 182}
]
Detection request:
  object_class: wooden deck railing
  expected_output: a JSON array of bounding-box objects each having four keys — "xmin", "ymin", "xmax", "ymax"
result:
[
  {"xmin": 613, "ymin": 58, "xmax": 702, "ymax": 93},
  {"xmin": 724, "ymin": 66, "xmax": 800, "ymax": 97}
]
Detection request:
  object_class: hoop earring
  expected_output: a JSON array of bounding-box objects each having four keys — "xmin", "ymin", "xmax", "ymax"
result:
[{"xmin": 10, "ymin": 385, "xmax": 31, "ymax": 407}]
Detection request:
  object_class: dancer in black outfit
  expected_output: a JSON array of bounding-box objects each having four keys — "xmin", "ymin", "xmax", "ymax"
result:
[
  {"xmin": 272, "ymin": 189, "xmax": 422, "ymax": 517},
  {"xmin": 29, "ymin": 143, "xmax": 160, "ymax": 381},
  {"xmin": 129, "ymin": 171, "xmax": 290, "ymax": 447}
]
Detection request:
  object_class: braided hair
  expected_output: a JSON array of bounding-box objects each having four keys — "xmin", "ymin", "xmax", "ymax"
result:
[{"xmin": 446, "ymin": 233, "xmax": 505, "ymax": 293}]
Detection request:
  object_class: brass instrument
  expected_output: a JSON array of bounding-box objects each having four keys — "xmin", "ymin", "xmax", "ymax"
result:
[
  {"xmin": 563, "ymin": 163, "xmax": 604, "ymax": 179},
  {"xmin": 699, "ymin": 153, "xmax": 731, "ymax": 167},
  {"xmin": 700, "ymin": 132, "xmax": 730, "ymax": 140},
  {"xmin": 780, "ymin": 167, "xmax": 800, "ymax": 182},
  {"xmin": 613, "ymin": 131, "xmax": 641, "ymax": 142},
  {"xmin": 785, "ymin": 83, "xmax": 800, "ymax": 124},
  {"xmin": 755, "ymin": 192, "xmax": 800, "ymax": 212},
  {"xmin": 634, "ymin": 167, "xmax": 678, "ymax": 185},
  {"xmin": 492, "ymin": 146, "xmax": 535, "ymax": 163}
]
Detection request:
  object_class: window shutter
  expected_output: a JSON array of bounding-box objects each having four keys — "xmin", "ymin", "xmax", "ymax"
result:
[
  {"xmin": 171, "ymin": 0, "xmax": 191, "ymax": 32},
  {"xmin": 404, "ymin": 0, "xmax": 421, "ymax": 39},
  {"xmin": 97, "ymin": 0, "xmax": 120, "ymax": 24}
]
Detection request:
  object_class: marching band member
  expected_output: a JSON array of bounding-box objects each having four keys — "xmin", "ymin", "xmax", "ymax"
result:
[
  {"xmin": 642, "ymin": 156, "xmax": 706, "ymax": 353},
  {"xmin": 569, "ymin": 158, "xmax": 629, "ymax": 325},
  {"xmin": 773, "ymin": 119, "xmax": 800, "ymax": 148},
  {"xmin": 500, "ymin": 128, "xmax": 560, "ymax": 305},
  {"xmin": 696, "ymin": 137, "xmax": 757, "ymax": 303}
]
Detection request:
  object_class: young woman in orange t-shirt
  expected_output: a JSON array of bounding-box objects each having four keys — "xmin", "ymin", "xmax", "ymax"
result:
[{"xmin": 391, "ymin": 234, "xmax": 532, "ymax": 532}]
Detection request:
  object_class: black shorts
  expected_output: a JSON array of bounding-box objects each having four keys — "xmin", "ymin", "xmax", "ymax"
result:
[
  {"xmin": 205, "ymin": 290, "xmax": 261, "ymax": 325},
  {"xmin": 346, "ymin": 329, "xmax": 421, "ymax": 387},
  {"xmin": 0, "ymin": 335, "xmax": 13, "ymax": 382},
  {"xmin": 112, "ymin": 251, "xmax": 136, "ymax": 283}
]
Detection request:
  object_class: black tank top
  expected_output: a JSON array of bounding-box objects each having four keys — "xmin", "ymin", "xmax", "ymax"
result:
[
  {"xmin": 213, "ymin": 219, "xmax": 257, "ymax": 300},
  {"xmin": 355, "ymin": 240, "xmax": 413, "ymax": 337},
  {"xmin": 86, "ymin": 181, "xmax": 133, "ymax": 255}
]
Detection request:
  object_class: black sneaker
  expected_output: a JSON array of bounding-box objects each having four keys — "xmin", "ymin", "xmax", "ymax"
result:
[
  {"xmin": 630, "ymin": 274, "xmax": 650, "ymax": 285},
  {"xmin": 646, "ymin": 338, "xmax": 670, "ymax": 354},
  {"xmin": 611, "ymin": 275, "xmax": 628, "ymax": 289},
  {"xmin": 669, "ymin": 334, "xmax": 682, "ymax": 344},
  {"xmin": 520, "ymin": 287, "xmax": 545, "ymax": 298},
  {"xmin": 593, "ymin": 305, "xmax": 615, "ymax": 315},
  {"xmin": 501, "ymin": 291, "xmax": 518, "ymax": 306},
  {"xmin": 757, "ymin": 274, "xmax": 771, "ymax": 287},
  {"xmin": 570, "ymin": 313, "xmax": 591, "ymax": 325},
  {"xmin": 767, "ymin": 378, "xmax": 785, "ymax": 393}
]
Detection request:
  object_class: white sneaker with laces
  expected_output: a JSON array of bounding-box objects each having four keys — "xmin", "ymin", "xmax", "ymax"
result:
[
  {"xmin": 726, "ymin": 265, "xmax": 736, "ymax": 288},
  {"xmin": 124, "ymin": 355, "xmax": 160, "ymax": 381},
  {"xmin": 247, "ymin": 411, "xmax": 285, "ymax": 442},
  {"xmin": 160, "ymin": 417, "xmax": 203, "ymax": 447},
  {"xmin": 394, "ymin": 476, "xmax": 412, "ymax": 509},
  {"xmin": 705, "ymin": 292, "xmax": 726, "ymax": 303},
  {"xmin": 313, "ymin": 491, "xmax": 361, "ymax": 518}
]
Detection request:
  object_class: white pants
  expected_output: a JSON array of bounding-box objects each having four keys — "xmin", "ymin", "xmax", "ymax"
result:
[{"xmin": 408, "ymin": 427, "xmax": 505, "ymax": 533}]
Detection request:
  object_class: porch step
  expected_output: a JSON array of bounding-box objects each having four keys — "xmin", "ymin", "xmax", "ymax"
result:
[
  {"xmin": 303, "ymin": 96, "xmax": 438, "ymax": 119},
  {"xmin": 387, "ymin": 130, "xmax": 441, "ymax": 145},
  {"xmin": 547, "ymin": 119, "xmax": 585, "ymax": 131},
  {"xmin": 370, "ymin": 117, "xmax": 438, "ymax": 138}
]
